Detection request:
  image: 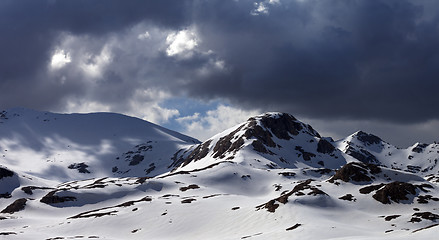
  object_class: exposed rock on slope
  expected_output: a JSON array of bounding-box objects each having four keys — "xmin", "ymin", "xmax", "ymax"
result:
[
  {"xmin": 0, "ymin": 108, "xmax": 199, "ymax": 181},
  {"xmin": 329, "ymin": 162, "xmax": 381, "ymax": 183},
  {"xmin": 0, "ymin": 167, "xmax": 14, "ymax": 179},
  {"xmin": 0, "ymin": 109, "xmax": 438, "ymax": 239},
  {"xmin": 337, "ymin": 131, "xmax": 439, "ymax": 176},
  {"xmin": 358, "ymin": 181, "xmax": 434, "ymax": 204},
  {"xmin": 1, "ymin": 198, "xmax": 27, "ymax": 214},
  {"xmin": 372, "ymin": 182, "xmax": 417, "ymax": 204},
  {"xmin": 177, "ymin": 112, "xmax": 346, "ymax": 171},
  {"xmin": 317, "ymin": 139, "xmax": 336, "ymax": 154},
  {"xmin": 355, "ymin": 131, "xmax": 383, "ymax": 146},
  {"xmin": 257, "ymin": 179, "xmax": 328, "ymax": 213}
]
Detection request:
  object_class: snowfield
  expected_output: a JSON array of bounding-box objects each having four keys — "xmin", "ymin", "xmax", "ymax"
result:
[{"xmin": 0, "ymin": 109, "xmax": 438, "ymax": 239}]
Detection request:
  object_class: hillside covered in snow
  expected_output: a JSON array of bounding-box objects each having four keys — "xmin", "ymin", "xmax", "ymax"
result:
[{"xmin": 0, "ymin": 109, "xmax": 438, "ymax": 239}]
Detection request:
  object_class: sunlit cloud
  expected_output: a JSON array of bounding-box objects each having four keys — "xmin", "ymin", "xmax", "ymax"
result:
[
  {"xmin": 50, "ymin": 49, "xmax": 71, "ymax": 69},
  {"xmin": 166, "ymin": 28, "xmax": 199, "ymax": 58},
  {"xmin": 251, "ymin": 2, "xmax": 269, "ymax": 15},
  {"xmin": 79, "ymin": 45, "xmax": 113, "ymax": 79}
]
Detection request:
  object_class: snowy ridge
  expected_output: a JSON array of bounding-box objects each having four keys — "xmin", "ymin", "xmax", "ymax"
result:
[
  {"xmin": 0, "ymin": 108, "xmax": 198, "ymax": 182},
  {"xmin": 0, "ymin": 110, "xmax": 438, "ymax": 239},
  {"xmin": 337, "ymin": 130, "xmax": 439, "ymax": 176},
  {"xmin": 174, "ymin": 112, "xmax": 346, "ymax": 172}
]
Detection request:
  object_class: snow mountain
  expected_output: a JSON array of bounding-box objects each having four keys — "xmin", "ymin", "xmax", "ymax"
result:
[
  {"xmin": 337, "ymin": 130, "xmax": 439, "ymax": 177},
  {"xmin": 174, "ymin": 112, "xmax": 346, "ymax": 172},
  {"xmin": 0, "ymin": 109, "xmax": 438, "ymax": 239},
  {"xmin": 0, "ymin": 108, "xmax": 198, "ymax": 182}
]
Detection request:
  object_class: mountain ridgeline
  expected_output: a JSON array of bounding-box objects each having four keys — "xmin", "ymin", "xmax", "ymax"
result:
[
  {"xmin": 173, "ymin": 112, "xmax": 345, "ymax": 172},
  {"xmin": 0, "ymin": 108, "xmax": 438, "ymax": 239}
]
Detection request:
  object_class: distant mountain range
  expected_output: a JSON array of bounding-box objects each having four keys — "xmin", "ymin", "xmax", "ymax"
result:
[{"xmin": 0, "ymin": 108, "xmax": 438, "ymax": 239}]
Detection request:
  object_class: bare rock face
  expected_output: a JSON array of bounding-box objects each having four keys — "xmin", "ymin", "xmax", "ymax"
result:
[
  {"xmin": 412, "ymin": 143, "xmax": 429, "ymax": 153},
  {"xmin": 257, "ymin": 113, "xmax": 303, "ymax": 140},
  {"xmin": 244, "ymin": 122, "xmax": 276, "ymax": 149},
  {"xmin": 317, "ymin": 139, "xmax": 335, "ymax": 154},
  {"xmin": 251, "ymin": 140, "xmax": 272, "ymax": 154},
  {"xmin": 40, "ymin": 191, "xmax": 76, "ymax": 205},
  {"xmin": 355, "ymin": 131, "xmax": 382, "ymax": 145},
  {"xmin": 181, "ymin": 112, "xmax": 321, "ymax": 166},
  {"xmin": 340, "ymin": 131, "xmax": 384, "ymax": 165},
  {"xmin": 213, "ymin": 126, "xmax": 245, "ymax": 158},
  {"xmin": 0, "ymin": 167, "xmax": 14, "ymax": 179},
  {"xmin": 120, "ymin": 143, "xmax": 153, "ymax": 166},
  {"xmin": 359, "ymin": 182, "xmax": 434, "ymax": 205},
  {"xmin": 178, "ymin": 112, "xmax": 339, "ymax": 170},
  {"xmin": 339, "ymin": 194, "xmax": 356, "ymax": 201},
  {"xmin": 372, "ymin": 182, "xmax": 417, "ymax": 204},
  {"xmin": 410, "ymin": 212, "xmax": 439, "ymax": 222},
  {"xmin": 179, "ymin": 140, "xmax": 213, "ymax": 167},
  {"xmin": 1, "ymin": 198, "xmax": 27, "ymax": 214},
  {"xmin": 295, "ymin": 146, "xmax": 316, "ymax": 161},
  {"xmin": 243, "ymin": 113, "xmax": 320, "ymax": 154},
  {"xmin": 359, "ymin": 184, "xmax": 386, "ymax": 194},
  {"xmin": 329, "ymin": 162, "xmax": 381, "ymax": 183},
  {"xmin": 345, "ymin": 146, "xmax": 379, "ymax": 164},
  {"xmin": 0, "ymin": 168, "xmax": 15, "ymax": 199},
  {"xmin": 256, "ymin": 179, "xmax": 327, "ymax": 213},
  {"xmin": 189, "ymin": 140, "xmax": 212, "ymax": 161}
]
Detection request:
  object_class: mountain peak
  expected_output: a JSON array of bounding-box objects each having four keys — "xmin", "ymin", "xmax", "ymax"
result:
[
  {"xmin": 1, "ymin": 109, "xmax": 438, "ymax": 239},
  {"xmin": 351, "ymin": 130, "xmax": 383, "ymax": 146},
  {"xmin": 247, "ymin": 112, "xmax": 321, "ymax": 140},
  {"xmin": 411, "ymin": 142, "xmax": 429, "ymax": 153},
  {"xmin": 232, "ymin": 112, "xmax": 323, "ymax": 156},
  {"xmin": 176, "ymin": 112, "xmax": 345, "ymax": 171}
]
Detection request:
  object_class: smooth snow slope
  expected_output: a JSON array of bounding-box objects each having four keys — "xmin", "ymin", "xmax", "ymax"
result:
[{"xmin": 0, "ymin": 108, "xmax": 199, "ymax": 182}]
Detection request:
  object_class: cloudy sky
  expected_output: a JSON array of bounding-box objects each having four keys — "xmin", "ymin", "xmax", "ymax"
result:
[{"xmin": 1, "ymin": 0, "xmax": 439, "ymax": 147}]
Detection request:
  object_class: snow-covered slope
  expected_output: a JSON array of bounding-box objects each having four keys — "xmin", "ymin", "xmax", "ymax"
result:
[
  {"xmin": 337, "ymin": 131, "xmax": 439, "ymax": 177},
  {"xmin": 0, "ymin": 108, "xmax": 199, "ymax": 182},
  {"xmin": 174, "ymin": 112, "xmax": 347, "ymax": 172},
  {"xmin": 0, "ymin": 110, "xmax": 438, "ymax": 239}
]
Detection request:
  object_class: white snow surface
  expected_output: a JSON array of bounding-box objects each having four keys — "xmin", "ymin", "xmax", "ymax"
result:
[
  {"xmin": 0, "ymin": 108, "xmax": 198, "ymax": 182},
  {"xmin": 0, "ymin": 110, "xmax": 438, "ymax": 239},
  {"xmin": 337, "ymin": 130, "xmax": 439, "ymax": 176}
]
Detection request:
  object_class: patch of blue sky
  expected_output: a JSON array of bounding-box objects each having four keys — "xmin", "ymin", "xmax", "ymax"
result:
[{"xmin": 160, "ymin": 97, "xmax": 224, "ymax": 133}]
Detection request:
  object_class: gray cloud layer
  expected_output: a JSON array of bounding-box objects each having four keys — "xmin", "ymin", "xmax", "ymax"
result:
[
  {"xmin": 1, "ymin": 0, "xmax": 439, "ymax": 144},
  {"xmin": 184, "ymin": 0, "xmax": 439, "ymax": 123},
  {"xmin": 0, "ymin": 0, "xmax": 190, "ymax": 109}
]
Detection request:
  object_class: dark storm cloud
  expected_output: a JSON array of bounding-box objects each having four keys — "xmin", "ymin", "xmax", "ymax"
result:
[
  {"xmin": 1, "ymin": 0, "xmax": 439, "ymax": 128},
  {"xmin": 177, "ymin": 0, "xmax": 439, "ymax": 123},
  {"xmin": 0, "ymin": 0, "xmax": 191, "ymax": 109}
]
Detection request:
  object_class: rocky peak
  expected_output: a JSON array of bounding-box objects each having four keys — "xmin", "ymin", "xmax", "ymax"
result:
[
  {"xmin": 317, "ymin": 139, "xmax": 335, "ymax": 154},
  {"xmin": 242, "ymin": 113, "xmax": 322, "ymax": 154},
  {"xmin": 329, "ymin": 162, "xmax": 381, "ymax": 183},
  {"xmin": 411, "ymin": 143, "xmax": 429, "ymax": 153},
  {"xmin": 353, "ymin": 131, "xmax": 382, "ymax": 146},
  {"xmin": 0, "ymin": 167, "xmax": 14, "ymax": 179},
  {"xmin": 248, "ymin": 113, "xmax": 320, "ymax": 139},
  {"xmin": 206, "ymin": 112, "xmax": 321, "ymax": 157},
  {"xmin": 177, "ymin": 112, "xmax": 341, "ymax": 169},
  {"xmin": 260, "ymin": 113, "xmax": 320, "ymax": 138},
  {"xmin": 344, "ymin": 145, "xmax": 379, "ymax": 164},
  {"xmin": 339, "ymin": 131, "xmax": 383, "ymax": 165}
]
